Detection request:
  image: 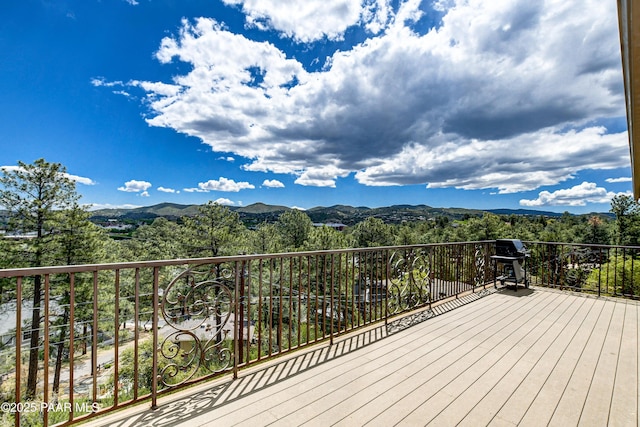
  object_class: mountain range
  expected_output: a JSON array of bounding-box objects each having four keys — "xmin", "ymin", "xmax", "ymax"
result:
[{"xmin": 89, "ymin": 202, "xmax": 589, "ymax": 226}]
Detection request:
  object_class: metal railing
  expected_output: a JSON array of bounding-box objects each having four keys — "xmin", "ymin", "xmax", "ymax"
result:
[
  {"xmin": 0, "ymin": 241, "xmax": 494, "ymax": 426},
  {"xmin": 523, "ymin": 241, "xmax": 640, "ymax": 299}
]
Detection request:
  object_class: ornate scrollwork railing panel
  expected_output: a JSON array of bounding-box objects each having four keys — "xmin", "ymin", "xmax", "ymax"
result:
[
  {"xmin": 159, "ymin": 265, "xmax": 235, "ymax": 388},
  {"xmin": 474, "ymin": 244, "xmax": 488, "ymax": 287},
  {"xmin": 387, "ymin": 249, "xmax": 431, "ymax": 315}
]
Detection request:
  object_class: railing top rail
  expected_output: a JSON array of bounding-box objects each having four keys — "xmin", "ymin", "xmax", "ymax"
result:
[
  {"xmin": 0, "ymin": 241, "xmax": 494, "ymax": 278},
  {"xmin": 523, "ymin": 241, "xmax": 640, "ymax": 250}
]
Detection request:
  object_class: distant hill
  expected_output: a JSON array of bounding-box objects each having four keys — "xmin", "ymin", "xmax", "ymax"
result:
[
  {"xmin": 486, "ymin": 208, "xmax": 615, "ymax": 219},
  {"xmin": 90, "ymin": 202, "xmax": 200, "ymax": 220},
  {"xmin": 88, "ymin": 202, "xmax": 612, "ymax": 226},
  {"xmin": 235, "ymin": 202, "xmax": 291, "ymax": 214},
  {"xmin": 486, "ymin": 208, "xmax": 564, "ymax": 217}
]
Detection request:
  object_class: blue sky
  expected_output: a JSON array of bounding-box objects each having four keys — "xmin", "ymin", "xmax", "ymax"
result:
[{"xmin": 0, "ymin": 0, "xmax": 633, "ymax": 214}]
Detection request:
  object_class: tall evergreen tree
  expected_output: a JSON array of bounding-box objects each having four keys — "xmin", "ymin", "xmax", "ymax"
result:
[
  {"xmin": 277, "ymin": 209, "xmax": 313, "ymax": 250},
  {"xmin": 610, "ymin": 194, "xmax": 640, "ymax": 245},
  {"xmin": 182, "ymin": 201, "xmax": 246, "ymax": 257},
  {"xmin": 0, "ymin": 159, "xmax": 80, "ymax": 399}
]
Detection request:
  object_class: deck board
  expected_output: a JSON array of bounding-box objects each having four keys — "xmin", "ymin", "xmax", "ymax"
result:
[{"xmin": 87, "ymin": 287, "xmax": 640, "ymax": 427}]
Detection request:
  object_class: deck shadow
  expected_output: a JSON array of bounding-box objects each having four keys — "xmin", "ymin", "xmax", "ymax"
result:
[{"xmin": 88, "ymin": 287, "xmax": 498, "ymax": 427}]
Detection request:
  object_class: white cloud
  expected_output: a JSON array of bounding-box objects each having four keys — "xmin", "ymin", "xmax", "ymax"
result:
[
  {"xmin": 519, "ymin": 182, "xmax": 624, "ymax": 207},
  {"xmin": 212, "ymin": 197, "xmax": 235, "ymax": 206},
  {"xmin": 217, "ymin": 156, "xmax": 235, "ymax": 162},
  {"xmin": 117, "ymin": 0, "xmax": 625, "ymax": 193},
  {"xmin": 118, "ymin": 180, "xmax": 152, "ymax": 193},
  {"xmin": 262, "ymin": 179, "xmax": 285, "ymax": 188},
  {"xmin": 0, "ymin": 165, "xmax": 21, "ymax": 173},
  {"xmin": 65, "ymin": 173, "xmax": 96, "ymax": 185},
  {"xmin": 157, "ymin": 186, "xmax": 179, "ymax": 193},
  {"xmin": 606, "ymin": 177, "xmax": 632, "ymax": 183},
  {"xmin": 1, "ymin": 165, "xmax": 96, "ymax": 185},
  {"xmin": 183, "ymin": 187, "xmax": 207, "ymax": 193},
  {"xmin": 87, "ymin": 203, "xmax": 142, "ymax": 211},
  {"xmin": 186, "ymin": 177, "xmax": 255, "ymax": 193},
  {"xmin": 221, "ymin": 0, "xmax": 389, "ymax": 43},
  {"xmin": 91, "ymin": 77, "xmax": 123, "ymax": 88}
]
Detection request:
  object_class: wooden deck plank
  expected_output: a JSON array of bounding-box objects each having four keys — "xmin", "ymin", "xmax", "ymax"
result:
[
  {"xmin": 329, "ymin": 291, "xmax": 566, "ymax": 426},
  {"xmin": 247, "ymin": 292, "xmax": 525, "ymax": 426},
  {"xmin": 517, "ymin": 297, "xmax": 602, "ymax": 426},
  {"xmin": 411, "ymin": 291, "xmax": 594, "ymax": 427},
  {"xmin": 578, "ymin": 301, "xmax": 626, "ymax": 425},
  {"xmin": 608, "ymin": 300, "xmax": 638, "ymax": 427},
  {"xmin": 452, "ymin": 295, "xmax": 600, "ymax": 427},
  {"xmin": 487, "ymin": 293, "xmax": 595, "ymax": 425},
  {"xmin": 84, "ymin": 288, "xmax": 640, "ymax": 427},
  {"xmin": 545, "ymin": 298, "xmax": 612, "ymax": 426},
  {"xmin": 200, "ymin": 293, "xmax": 510, "ymax": 426}
]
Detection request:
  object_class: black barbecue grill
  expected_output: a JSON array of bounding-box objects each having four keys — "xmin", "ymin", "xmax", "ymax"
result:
[{"xmin": 491, "ymin": 239, "xmax": 529, "ymax": 290}]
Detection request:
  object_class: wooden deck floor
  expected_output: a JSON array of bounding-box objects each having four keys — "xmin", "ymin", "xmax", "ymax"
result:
[{"xmin": 87, "ymin": 287, "xmax": 640, "ymax": 426}]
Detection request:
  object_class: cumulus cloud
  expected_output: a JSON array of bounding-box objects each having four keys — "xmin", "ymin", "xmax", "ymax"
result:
[
  {"xmin": 65, "ymin": 173, "xmax": 96, "ymax": 185},
  {"xmin": 157, "ymin": 186, "xmax": 179, "ymax": 193},
  {"xmin": 212, "ymin": 197, "xmax": 235, "ymax": 206},
  {"xmin": 118, "ymin": 180, "xmax": 152, "ymax": 193},
  {"xmin": 221, "ymin": 0, "xmax": 389, "ymax": 43},
  {"xmin": 112, "ymin": 0, "xmax": 626, "ymax": 193},
  {"xmin": 185, "ymin": 177, "xmax": 255, "ymax": 193},
  {"xmin": 520, "ymin": 182, "xmax": 623, "ymax": 207},
  {"xmin": 262, "ymin": 179, "xmax": 285, "ymax": 188},
  {"xmin": 606, "ymin": 177, "xmax": 632, "ymax": 183}
]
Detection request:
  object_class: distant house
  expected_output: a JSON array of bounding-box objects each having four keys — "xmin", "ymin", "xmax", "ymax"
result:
[{"xmin": 312, "ymin": 222, "xmax": 347, "ymax": 231}]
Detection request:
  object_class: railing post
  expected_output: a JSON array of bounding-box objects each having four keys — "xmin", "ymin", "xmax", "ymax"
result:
[
  {"xmin": 599, "ymin": 247, "xmax": 604, "ymax": 297},
  {"xmin": 92, "ymin": 271, "xmax": 99, "ymax": 406},
  {"xmin": 233, "ymin": 261, "xmax": 240, "ymax": 379},
  {"xmin": 69, "ymin": 274, "xmax": 76, "ymax": 422},
  {"xmin": 133, "ymin": 268, "xmax": 140, "ymax": 401},
  {"xmin": 330, "ymin": 253, "xmax": 335, "ymax": 345},
  {"xmin": 14, "ymin": 277, "xmax": 22, "ymax": 427},
  {"xmin": 112, "ymin": 270, "xmax": 119, "ymax": 409},
  {"xmin": 151, "ymin": 267, "xmax": 159, "ymax": 409},
  {"xmin": 384, "ymin": 249, "xmax": 389, "ymax": 326},
  {"xmin": 43, "ymin": 275, "xmax": 50, "ymax": 427}
]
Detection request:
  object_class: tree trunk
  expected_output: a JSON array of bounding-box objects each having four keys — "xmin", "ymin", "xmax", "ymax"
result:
[
  {"xmin": 26, "ymin": 274, "xmax": 42, "ymax": 399},
  {"xmin": 52, "ymin": 298, "xmax": 70, "ymax": 395},
  {"xmin": 82, "ymin": 323, "xmax": 87, "ymax": 355}
]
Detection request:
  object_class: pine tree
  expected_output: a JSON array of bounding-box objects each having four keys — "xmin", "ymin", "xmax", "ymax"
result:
[{"xmin": 0, "ymin": 159, "xmax": 80, "ymax": 399}]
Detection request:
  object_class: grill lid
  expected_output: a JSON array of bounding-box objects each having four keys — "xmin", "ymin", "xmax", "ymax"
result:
[{"xmin": 495, "ymin": 239, "xmax": 527, "ymax": 257}]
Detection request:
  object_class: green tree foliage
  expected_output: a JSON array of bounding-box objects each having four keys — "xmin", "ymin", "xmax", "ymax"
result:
[
  {"xmin": 276, "ymin": 209, "xmax": 312, "ymax": 250},
  {"xmin": 50, "ymin": 203, "xmax": 108, "ymax": 394},
  {"xmin": 250, "ymin": 221, "xmax": 282, "ymax": 254},
  {"xmin": 453, "ymin": 213, "xmax": 506, "ymax": 241},
  {"xmin": 182, "ymin": 202, "xmax": 247, "ymax": 257},
  {"xmin": 126, "ymin": 217, "xmax": 186, "ymax": 261},
  {"xmin": 305, "ymin": 225, "xmax": 351, "ymax": 250},
  {"xmin": 394, "ymin": 224, "xmax": 419, "ymax": 246},
  {"xmin": 0, "ymin": 159, "xmax": 81, "ymax": 399},
  {"xmin": 350, "ymin": 217, "xmax": 394, "ymax": 247},
  {"xmin": 582, "ymin": 215, "xmax": 611, "ymax": 245},
  {"xmin": 610, "ymin": 194, "xmax": 640, "ymax": 245}
]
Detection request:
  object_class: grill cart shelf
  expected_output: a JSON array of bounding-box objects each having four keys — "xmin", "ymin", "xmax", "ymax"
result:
[{"xmin": 491, "ymin": 239, "xmax": 529, "ymax": 290}]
